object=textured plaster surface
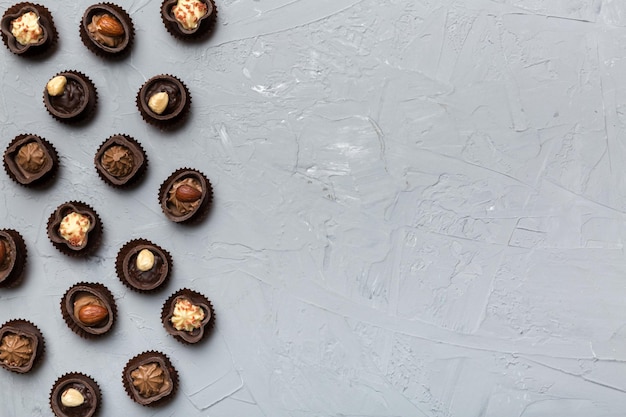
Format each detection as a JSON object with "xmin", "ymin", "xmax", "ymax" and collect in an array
[{"xmin": 1, "ymin": 0, "xmax": 626, "ymax": 416}]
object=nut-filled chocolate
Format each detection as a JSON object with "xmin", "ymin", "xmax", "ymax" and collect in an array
[
  {"xmin": 94, "ymin": 134, "xmax": 147, "ymax": 187},
  {"xmin": 161, "ymin": 288, "xmax": 214, "ymax": 344},
  {"xmin": 122, "ymin": 351, "xmax": 177, "ymax": 406},
  {"xmin": 80, "ymin": 3, "xmax": 133, "ymax": 57},
  {"xmin": 43, "ymin": 71, "xmax": 97, "ymax": 123},
  {"xmin": 3, "ymin": 134, "xmax": 58, "ymax": 187},
  {"xmin": 158, "ymin": 168, "xmax": 212, "ymax": 223},
  {"xmin": 60, "ymin": 282, "xmax": 116, "ymax": 338},
  {"xmin": 0, "ymin": 229, "xmax": 27, "ymax": 288},
  {"xmin": 47, "ymin": 201, "xmax": 102, "ymax": 256},
  {"xmin": 0, "ymin": 2, "xmax": 57, "ymax": 55},
  {"xmin": 161, "ymin": 0, "xmax": 216, "ymax": 39},
  {"xmin": 50, "ymin": 372, "xmax": 100, "ymax": 417},
  {"xmin": 136, "ymin": 74, "xmax": 190, "ymax": 128},
  {"xmin": 116, "ymin": 239, "xmax": 172, "ymax": 292},
  {"xmin": 0, "ymin": 319, "xmax": 44, "ymax": 373}
]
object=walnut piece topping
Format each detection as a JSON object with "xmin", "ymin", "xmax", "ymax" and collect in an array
[
  {"xmin": 59, "ymin": 212, "xmax": 91, "ymax": 247},
  {"xmin": 148, "ymin": 91, "xmax": 169, "ymax": 115},
  {"xmin": 16, "ymin": 142, "xmax": 47, "ymax": 173},
  {"xmin": 172, "ymin": 0, "xmax": 208, "ymax": 30},
  {"xmin": 0, "ymin": 334, "xmax": 33, "ymax": 367},
  {"xmin": 11, "ymin": 11, "xmax": 43, "ymax": 46},
  {"xmin": 101, "ymin": 145, "xmax": 134, "ymax": 177},
  {"xmin": 131, "ymin": 362, "xmax": 170, "ymax": 397},
  {"xmin": 47, "ymin": 76, "xmax": 67, "ymax": 96},
  {"xmin": 171, "ymin": 298, "xmax": 205, "ymax": 332}
]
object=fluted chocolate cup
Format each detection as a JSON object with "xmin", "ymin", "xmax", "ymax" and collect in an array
[{"xmin": 0, "ymin": 3, "xmax": 57, "ymax": 56}]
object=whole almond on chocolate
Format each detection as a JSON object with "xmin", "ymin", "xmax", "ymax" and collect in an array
[
  {"xmin": 175, "ymin": 184, "xmax": 202, "ymax": 202},
  {"xmin": 97, "ymin": 14, "xmax": 124, "ymax": 37},
  {"xmin": 78, "ymin": 304, "xmax": 109, "ymax": 326}
]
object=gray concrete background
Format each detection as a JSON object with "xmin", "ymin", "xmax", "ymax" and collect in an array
[{"xmin": 2, "ymin": 0, "xmax": 626, "ymax": 416}]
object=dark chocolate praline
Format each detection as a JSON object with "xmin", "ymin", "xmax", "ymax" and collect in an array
[
  {"xmin": 160, "ymin": 0, "xmax": 217, "ymax": 40},
  {"xmin": 3, "ymin": 134, "xmax": 58, "ymax": 187},
  {"xmin": 0, "ymin": 2, "xmax": 57, "ymax": 56},
  {"xmin": 50, "ymin": 372, "xmax": 100, "ymax": 417},
  {"xmin": 80, "ymin": 3, "xmax": 134, "ymax": 57},
  {"xmin": 158, "ymin": 168, "xmax": 212, "ymax": 223},
  {"xmin": 0, "ymin": 229, "xmax": 27, "ymax": 288},
  {"xmin": 136, "ymin": 74, "xmax": 190, "ymax": 128},
  {"xmin": 43, "ymin": 71, "xmax": 97, "ymax": 123},
  {"xmin": 0, "ymin": 319, "xmax": 44, "ymax": 374},
  {"xmin": 60, "ymin": 282, "xmax": 116, "ymax": 339},
  {"xmin": 161, "ymin": 288, "xmax": 214, "ymax": 344},
  {"xmin": 115, "ymin": 239, "xmax": 172, "ymax": 292},
  {"xmin": 122, "ymin": 351, "xmax": 177, "ymax": 406},
  {"xmin": 47, "ymin": 201, "xmax": 102, "ymax": 257},
  {"xmin": 94, "ymin": 134, "xmax": 147, "ymax": 187}
]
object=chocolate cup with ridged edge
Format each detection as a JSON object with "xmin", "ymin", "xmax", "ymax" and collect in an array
[
  {"xmin": 50, "ymin": 372, "xmax": 101, "ymax": 417},
  {"xmin": 160, "ymin": 0, "xmax": 217, "ymax": 41},
  {"xmin": 0, "ymin": 2, "xmax": 57, "ymax": 56},
  {"xmin": 0, "ymin": 229, "xmax": 27, "ymax": 288},
  {"xmin": 0, "ymin": 319, "xmax": 44, "ymax": 374},
  {"xmin": 122, "ymin": 351, "xmax": 178, "ymax": 406},
  {"xmin": 115, "ymin": 239, "xmax": 172, "ymax": 293},
  {"xmin": 158, "ymin": 168, "xmax": 212, "ymax": 223},
  {"xmin": 43, "ymin": 70, "xmax": 97, "ymax": 124},
  {"xmin": 60, "ymin": 282, "xmax": 116, "ymax": 339},
  {"xmin": 47, "ymin": 201, "xmax": 102, "ymax": 257},
  {"xmin": 3, "ymin": 134, "xmax": 58, "ymax": 187},
  {"xmin": 80, "ymin": 2, "xmax": 134, "ymax": 58},
  {"xmin": 94, "ymin": 134, "xmax": 147, "ymax": 188},
  {"xmin": 161, "ymin": 288, "xmax": 214, "ymax": 344},
  {"xmin": 136, "ymin": 74, "xmax": 190, "ymax": 129}
]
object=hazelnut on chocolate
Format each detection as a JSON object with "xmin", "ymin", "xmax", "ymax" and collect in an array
[
  {"xmin": 136, "ymin": 74, "xmax": 191, "ymax": 128},
  {"xmin": 50, "ymin": 372, "xmax": 101, "ymax": 417},
  {"xmin": 115, "ymin": 239, "xmax": 172, "ymax": 293}
]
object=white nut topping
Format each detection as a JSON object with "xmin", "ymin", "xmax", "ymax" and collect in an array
[
  {"xmin": 47, "ymin": 75, "xmax": 67, "ymax": 96},
  {"xmin": 136, "ymin": 248, "xmax": 155, "ymax": 271},
  {"xmin": 148, "ymin": 91, "xmax": 169, "ymax": 114},
  {"xmin": 61, "ymin": 388, "xmax": 85, "ymax": 407}
]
